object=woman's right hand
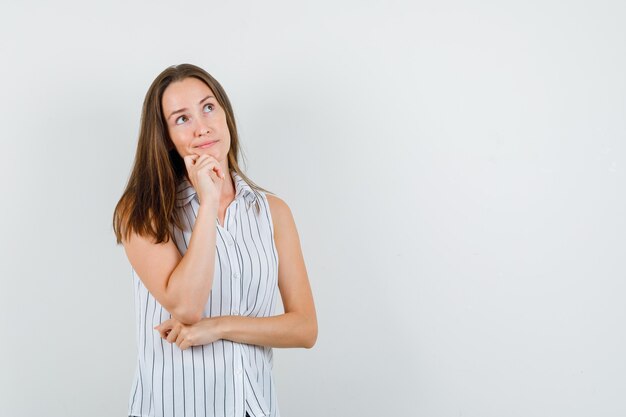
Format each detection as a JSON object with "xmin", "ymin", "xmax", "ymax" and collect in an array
[{"xmin": 183, "ymin": 154, "xmax": 225, "ymax": 208}]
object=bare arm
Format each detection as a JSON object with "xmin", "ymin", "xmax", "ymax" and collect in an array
[
  {"xmin": 156, "ymin": 194, "xmax": 318, "ymax": 348},
  {"xmin": 123, "ymin": 154, "xmax": 226, "ymax": 325},
  {"xmin": 220, "ymin": 194, "xmax": 317, "ymax": 347},
  {"xmin": 123, "ymin": 203, "xmax": 218, "ymax": 325}
]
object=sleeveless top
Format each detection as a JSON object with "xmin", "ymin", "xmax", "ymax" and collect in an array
[{"xmin": 128, "ymin": 171, "xmax": 281, "ymax": 417}]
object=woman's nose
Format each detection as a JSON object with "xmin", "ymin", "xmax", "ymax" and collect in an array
[{"xmin": 195, "ymin": 120, "xmax": 211, "ymax": 136}]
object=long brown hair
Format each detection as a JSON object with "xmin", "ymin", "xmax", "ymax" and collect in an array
[{"xmin": 113, "ymin": 63, "xmax": 267, "ymax": 244}]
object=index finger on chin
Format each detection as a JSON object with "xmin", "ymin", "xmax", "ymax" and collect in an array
[{"xmin": 183, "ymin": 154, "xmax": 199, "ymax": 167}]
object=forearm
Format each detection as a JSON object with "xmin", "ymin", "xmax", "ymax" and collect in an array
[
  {"xmin": 218, "ymin": 313, "xmax": 317, "ymax": 349},
  {"xmin": 166, "ymin": 203, "xmax": 217, "ymax": 323}
]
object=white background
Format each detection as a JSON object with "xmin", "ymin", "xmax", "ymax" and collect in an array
[{"xmin": 1, "ymin": 1, "xmax": 625, "ymax": 416}]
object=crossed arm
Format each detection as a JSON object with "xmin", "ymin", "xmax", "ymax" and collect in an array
[{"xmin": 137, "ymin": 194, "xmax": 318, "ymax": 350}]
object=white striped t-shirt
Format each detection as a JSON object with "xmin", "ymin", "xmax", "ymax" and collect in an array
[{"xmin": 128, "ymin": 171, "xmax": 281, "ymax": 417}]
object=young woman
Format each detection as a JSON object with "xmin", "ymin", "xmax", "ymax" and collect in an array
[{"xmin": 113, "ymin": 64, "xmax": 317, "ymax": 417}]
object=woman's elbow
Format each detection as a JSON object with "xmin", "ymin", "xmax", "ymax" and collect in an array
[
  {"xmin": 302, "ymin": 320, "xmax": 318, "ymax": 349},
  {"xmin": 171, "ymin": 305, "xmax": 204, "ymax": 325}
]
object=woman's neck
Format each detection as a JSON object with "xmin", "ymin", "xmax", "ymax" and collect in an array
[{"xmin": 220, "ymin": 169, "xmax": 236, "ymax": 203}]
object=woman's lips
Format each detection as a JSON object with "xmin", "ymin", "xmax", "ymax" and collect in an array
[{"xmin": 195, "ymin": 140, "xmax": 218, "ymax": 149}]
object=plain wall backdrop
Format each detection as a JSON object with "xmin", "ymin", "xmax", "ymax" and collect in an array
[{"xmin": 1, "ymin": 1, "xmax": 625, "ymax": 416}]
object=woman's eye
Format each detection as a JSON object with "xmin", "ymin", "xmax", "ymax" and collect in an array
[
  {"xmin": 175, "ymin": 115, "xmax": 188, "ymax": 125},
  {"xmin": 203, "ymin": 103, "xmax": 214, "ymax": 113}
]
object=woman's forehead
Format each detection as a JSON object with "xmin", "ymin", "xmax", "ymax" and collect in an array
[{"xmin": 162, "ymin": 77, "xmax": 215, "ymax": 109}]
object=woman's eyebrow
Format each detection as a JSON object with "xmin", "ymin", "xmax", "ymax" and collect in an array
[{"xmin": 167, "ymin": 95, "xmax": 215, "ymax": 119}]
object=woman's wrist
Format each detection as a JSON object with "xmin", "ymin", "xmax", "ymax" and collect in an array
[
  {"xmin": 216, "ymin": 316, "xmax": 231, "ymax": 340},
  {"xmin": 198, "ymin": 202, "xmax": 218, "ymax": 215}
]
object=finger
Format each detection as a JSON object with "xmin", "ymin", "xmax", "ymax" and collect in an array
[
  {"xmin": 166, "ymin": 327, "xmax": 180, "ymax": 343},
  {"xmin": 179, "ymin": 340, "xmax": 190, "ymax": 350},
  {"xmin": 154, "ymin": 320, "xmax": 172, "ymax": 338},
  {"xmin": 194, "ymin": 154, "xmax": 216, "ymax": 165},
  {"xmin": 196, "ymin": 157, "xmax": 224, "ymax": 179},
  {"xmin": 213, "ymin": 166, "xmax": 226, "ymax": 179},
  {"xmin": 176, "ymin": 331, "xmax": 186, "ymax": 348},
  {"xmin": 183, "ymin": 154, "xmax": 199, "ymax": 168},
  {"xmin": 193, "ymin": 155, "xmax": 217, "ymax": 170},
  {"xmin": 195, "ymin": 159, "xmax": 225, "ymax": 181},
  {"xmin": 155, "ymin": 318, "xmax": 173, "ymax": 329},
  {"xmin": 207, "ymin": 169, "xmax": 220, "ymax": 182}
]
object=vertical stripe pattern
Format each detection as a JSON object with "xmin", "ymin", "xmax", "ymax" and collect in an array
[{"xmin": 128, "ymin": 171, "xmax": 281, "ymax": 417}]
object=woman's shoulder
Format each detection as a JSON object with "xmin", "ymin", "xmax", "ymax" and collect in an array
[
  {"xmin": 264, "ymin": 193, "xmax": 297, "ymax": 236},
  {"xmin": 265, "ymin": 193, "xmax": 290, "ymax": 217}
]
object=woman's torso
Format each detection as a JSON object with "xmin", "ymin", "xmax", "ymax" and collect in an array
[{"xmin": 128, "ymin": 171, "xmax": 281, "ymax": 417}]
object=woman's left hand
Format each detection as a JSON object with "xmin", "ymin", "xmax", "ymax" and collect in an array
[{"xmin": 155, "ymin": 317, "xmax": 222, "ymax": 350}]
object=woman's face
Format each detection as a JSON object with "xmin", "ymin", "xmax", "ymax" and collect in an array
[{"xmin": 161, "ymin": 77, "xmax": 231, "ymax": 163}]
